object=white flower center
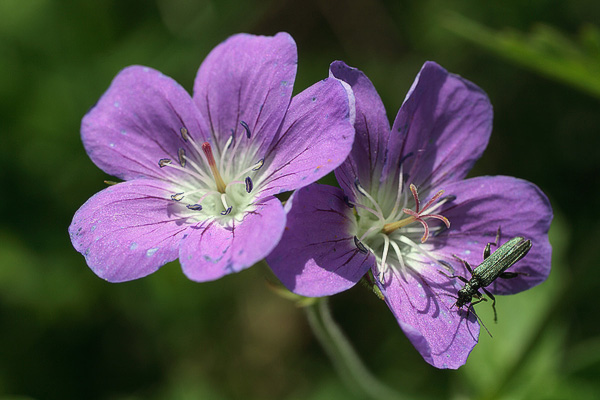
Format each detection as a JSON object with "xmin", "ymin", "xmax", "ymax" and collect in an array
[
  {"xmin": 350, "ymin": 169, "xmax": 452, "ymax": 283},
  {"xmin": 158, "ymin": 124, "xmax": 265, "ymax": 224}
]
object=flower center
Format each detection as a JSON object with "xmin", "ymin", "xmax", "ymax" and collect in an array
[
  {"xmin": 157, "ymin": 122, "xmax": 265, "ymax": 221},
  {"xmin": 381, "ymin": 184, "xmax": 450, "ymax": 242},
  {"xmin": 350, "ymin": 172, "xmax": 453, "ymax": 283}
]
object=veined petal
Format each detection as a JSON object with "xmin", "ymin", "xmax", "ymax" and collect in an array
[
  {"xmin": 82, "ymin": 66, "xmax": 210, "ymax": 181},
  {"xmin": 259, "ymin": 78, "xmax": 355, "ymax": 197},
  {"xmin": 193, "ymin": 32, "xmax": 297, "ymax": 155},
  {"xmin": 383, "ymin": 61, "xmax": 493, "ymax": 190},
  {"xmin": 330, "ymin": 61, "xmax": 391, "ymax": 199},
  {"xmin": 428, "ymin": 176, "xmax": 553, "ymax": 295},
  {"xmin": 69, "ymin": 179, "xmax": 191, "ymax": 282},
  {"xmin": 376, "ymin": 264, "xmax": 479, "ymax": 369},
  {"xmin": 267, "ymin": 184, "xmax": 375, "ymax": 296},
  {"xmin": 180, "ymin": 196, "xmax": 286, "ymax": 282}
]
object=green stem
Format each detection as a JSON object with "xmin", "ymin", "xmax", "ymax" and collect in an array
[{"xmin": 305, "ymin": 298, "xmax": 406, "ymax": 400}]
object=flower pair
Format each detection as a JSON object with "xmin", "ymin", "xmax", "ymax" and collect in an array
[{"xmin": 70, "ymin": 32, "xmax": 552, "ymax": 369}]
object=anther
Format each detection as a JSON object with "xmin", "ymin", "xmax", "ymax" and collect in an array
[
  {"xmin": 186, "ymin": 204, "xmax": 202, "ymax": 211},
  {"xmin": 221, "ymin": 206, "xmax": 232, "ymax": 216},
  {"xmin": 180, "ymin": 127, "xmax": 189, "ymax": 141},
  {"xmin": 252, "ymin": 158, "xmax": 264, "ymax": 171},
  {"xmin": 171, "ymin": 192, "xmax": 185, "ymax": 201},
  {"xmin": 353, "ymin": 236, "xmax": 369, "ymax": 254},
  {"xmin": 343, "ymin": 195, "xmax": 354, "ymax": 208},
  {"xmin": 245, "ymin": 176, "xmax": 253, "ymax": 193},
  {"xmin": 240, "ymin": 121, "xmax": 251, "ymax": 139},
  {"xmin": 398, "ymin": 152, "xmax": 414, "ymax": 167},
  {"xmin": 202, "ymin": 142, "xmax": 227, "ymax": 193},
  {"xmin": 354, "ymin": 178, "xmax": 368, "ymax": 196},
  {"xmin": 178, "ymin": 148, "xmax": 186, "ymax": 167},
  {"xmin": 224, "ymin": 133, "xmax": 235, "ymax": 150},
  {"xmin": 158, "ymin": 158, "xmax": 172, "ymax": 168}
]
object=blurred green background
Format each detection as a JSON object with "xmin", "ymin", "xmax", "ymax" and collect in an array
[{"xmin": 1, "ymin": 0, "xmax": 599, "ymax": 399}]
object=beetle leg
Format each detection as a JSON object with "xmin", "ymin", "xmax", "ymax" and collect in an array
[
  {"xmin": 481, "ymin": 287, "xmax": 498, "ymax": 322},
  {"xmin": 452, "ymin": 254, "xmax": 474, "ymax": 274},
  {"xmin": 470, "ymin": 297, "xmax": 487, "ymax": 306},
  {"xmin": 483, "ymin": 227, "xmax": 502, "ymax": 259}
]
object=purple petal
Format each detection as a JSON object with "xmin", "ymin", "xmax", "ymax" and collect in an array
[
  {"xmin": 376, "ymin": 264, "xmax": 479, "ymax": 369},
  {"xmin": 329, "ymin": 61, "xmax": 391, "ymax": 200},
  {"xmin": 82, "ymin": 66, "xmax": 209, "ymax": 181},
  {"xmin": 383, "ymin": 61, "xmax": 493, "ymax": 189},
  {"xmin": 429, "ymin": 175, "xmax": 553, "ymax": 295},
  {"xmin": 193, "ymin": 32, "xmax": 297, "ymax": 155},
  {"xmin": 259, "ymin": 78, "xmax": 355, "ymax": 197},
  {"xmin": 180, "ymin": 196, "xmax": 286, "ymax": 282},
  {"xmin": 267, "ymin": 184, "xmax": 375, "ymax": 296},
  {"xmin": 69, "ymin": 179, "xmax": 191, "ymax": 282}
]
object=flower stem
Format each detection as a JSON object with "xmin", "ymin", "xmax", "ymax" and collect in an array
[{"xmin": 304, "ymin": 298, "xmax": 407, "ymax": 400}]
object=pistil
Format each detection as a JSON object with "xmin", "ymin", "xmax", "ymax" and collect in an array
[
  {"xmin": 202, "ymin": 142, "xmax": 227, "ymax": 193},
  {"xmin": 381, "ymin": 184, "xmax": 450, "ymax": 242}
]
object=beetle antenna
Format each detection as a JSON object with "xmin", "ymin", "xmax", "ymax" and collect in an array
[{"xmin": 468, "ymin": 305, "xmax": 493, "ymax": 338}]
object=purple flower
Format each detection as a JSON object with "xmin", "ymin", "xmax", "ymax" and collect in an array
[
  {"xmin": 69, "ymin": 33, "xmax": 355, "ymax": 283},
  {"xmin": 267, "ymin": 61, "xmax": 552, "ymax": 369}
]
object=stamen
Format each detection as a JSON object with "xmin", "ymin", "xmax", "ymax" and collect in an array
[
  {"xmin": 158, "ymin": 158, "xmax": 172, "ymax": 168},
  {"xmin": 252, "ymin": 158, "xmax": 264, "ymax": 171},
  {"xmin": 343, "ymin": 195, "xmax": 354, "ymax": 208},
  {"xmin": 202, "ymin": 142, "xmax": 227, "ymax": 193},
  {"xmin": 354, "ymin": 203, "xmax": 386, "ymax": 221},
  {"xmin": 398, "ymin": 235, "xmax": 449, "ymax": 266},
  {"xmin": 245, "ymin": 176, "xmax": 253, "ymax": 193},
  {"xmin": 354, "ymin": 178, "xmax": 384, "ymax": 220},
  {"xmin": 219, "ymin": 134, "xmax": 234, "ymax": 175},
  {"xmin": 176, "ymin": 156, "xmax": 214, "ymax": 186},
  {"xmin": 178, "ymin": 148, "xmax": 186, "ymax": 167},
  {"xmin": 220, "ymin": 193, "xmax": 230, "ymax": 211},
  {"xmin": 225, "ymin": 134, "xmax": 235, "ymax": 150},
  {"xmin": 225, "ymin": 158, "xmax": 265, "ymax": 189},
  {"xmin": 240, "ymin": 121, "xmax": 251, "ymax": 138},
  {"xmin": 187, "ymin": 204, "xmax": 202, "ymax": 211},
  {"xmin": 388, "ymin": 165, "xmax": 406, "ymax": 219},
  {"xmin": 359, "ymin": 225, "xmax": 381, "ymax": 242},
  {"xmin": 171, "ymin": 192, "xmax": 185, "ymax": 201},
  {"xmin": 425, "ymin": 194, "xmax": 456, "ymax": 215},
  {"xmin": 381, "ymin": 183, "xmax": 450, "ymax": 241},
  {"xmin": 389, "ymin": 240, "xmax": 406, "ymax": 272},
  {"xmin": 379, "ymin": 234, "xmax": 390, "ymax": 283},
  {"xmin": 180, "ymin": 127, "xmax": 189, "ymax": 141},
  {"xmin": 221, "ymin": 206, "xmax": 232, "ymax": 216},
  {"xmin": 353, "ymin": 236, "xmax": 369, "ymax": 254},
  {"xmin": 398, "ymin": 152, "xmax": 414, "ymax": 167},
  {"xmin": 160, "ymin": 159, "xmax": 214, "ymax": 186}
]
